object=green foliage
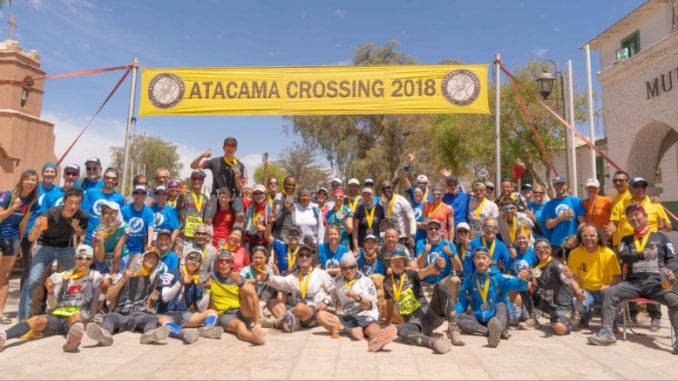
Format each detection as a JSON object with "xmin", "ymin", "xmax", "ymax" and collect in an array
[
  {"xmin": 110, "ymin": 132, "xmax": 183, "ymax": 194},
  {"xmin": 277, "ymin": 142, "xmax": 331, "ymax": 189},
  {"xmin": 253, "ymin": 161, "xmax": 287, "ymax": 186}
]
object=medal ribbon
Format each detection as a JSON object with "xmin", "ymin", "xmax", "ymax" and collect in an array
[
  {"xmin": 536, "ymin": 255, "xmax": 552, "ymax": 270},
  {"xmin": 475, "ymin": 274, "xmax": 490, "ymax": 306},
  {"xmin": 364, "ymin": 205, "xmax": 376, "ymax": 229},
  {"xmin": 427, "ymin": 201, "xmax": 444, "ymax": 218},
  {"xmin": 63, "ymin": 269, "xmax": 88, "ymax": 280},
  {"xmin": 181, "ymin": 265, "xmax": 200, "ymax": 283},
  {"xmin": 191, "ymin": 192, "xmax": 204, "ymax": 213},
  {"xmin": 504, "ymin": 216, "xmax": 517, "ymax": 243},
  {"xmin": 287, "ymin": 246, "xmax": 299, "ymax": 270},
  {"xmin": 298, "ymin": 268, "xmax": 313, "ymax": 299},
  {"xmin": 474, "ymin": 198, "xmax": 488, "ymax": 218},
  {"xmin": 391, "ymin": 272, "xmax": 406, "ymax": 301},
  {"xmin": 223, "ymin": 156, "xmax": 239, "ymax": 167},
  {"xmin": 348, "ymin": 197, "xmax": 360, "ymax": 212},
  {"xmin": 481, "ymin": 236, "xmax": 496, "ymax": 259},
  {"xmin": 386, "ymin": 196, "xmax": 396, "ymax": 220},
  {"xmin": 634, "ymin": 229, "xmax": 651, "ymax": 253}
]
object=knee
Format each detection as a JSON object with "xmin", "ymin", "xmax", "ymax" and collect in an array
[
  {"xmin": 552, "ymin": 322, "xmax": 570, "ymax": 336},
  {"xmin": 27, "ymin": 315, "xmax": 47, "ymax": 329},
  {"xmin": 240, "ymin": 284, "xmax": 257, "ymax": 298}
]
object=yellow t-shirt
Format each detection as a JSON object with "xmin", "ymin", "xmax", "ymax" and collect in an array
[
  {"xmin": 610, "ymin": 196, "xmax": 669, "ymax": 247},
  {"xmin": 208, "ymin": 279, "xmax": 240, "ymax": 314},
  {"xmin": 609, "ymin": 190, "xmax": 631, "ymax": 247},
  {"xmin": 567, "ymin": 246, "xmax": 621, "ymax": 291}
]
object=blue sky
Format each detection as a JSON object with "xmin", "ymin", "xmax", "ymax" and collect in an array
[{"xmin": 1, "ymin": 0, "xmax": 643, "ymax": 184}]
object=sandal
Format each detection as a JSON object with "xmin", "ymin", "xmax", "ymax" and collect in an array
[{"xmin": 0, "ymin": 316, "xmax": 11, "ymax": 325}]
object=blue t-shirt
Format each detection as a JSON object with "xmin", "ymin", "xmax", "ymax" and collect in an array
[
  {"xmin": 465, "ymin": 236, "xmax": 510, "ymax": 276},
  {"xmin": 325, "ymin": 206, "xmax": 354, "ymax": 245},
  {"xmin": 121, "ymin": 204, "xmax": 154, "ymax": 254},
  {"xmin": 317, "ymin": 243, "xmax": 349, "ymax": 270},
  {"xmin": 411, "ymin": 200, "xmax": 427, "ymax": 243},
  {"xmin": 443, "ymin": 192, "xmax": 470, "ymax": 225},
  {"xmin": 41, "ymin": 187, "xmax": 66, "ymax": 211},
  {"xmin": 151, "ymin": 204, "xmax": 180, "ymax": 233},
  {"xmin": 0, "ymin": 191, "xmax": 39, "ymax": 240},
  {"xmin": 82, "ymin": 189, "xmax": 125, "ymax": 244},
  {"xmin": 507, "ymin": 246, "xmax": 537, "ymax": 275},
  {"xmin": 159, "ymin": 251, "xmax": 180, "ymax": 271},
  {"xmin": 28, "ymin": 184, "xmax": 61, "ymax": 235},
  {"xmin": 357, "ymin": 250, "xmax": 385, "ymax": 276},
  {"xmin": 405, "ymin": 186, "xmax": 433, "ymax": 204},
  {"xmin": 79, "ymin": 178, "xmax": 104, "ymax": 195},
  {"xmin": 415, "ymin": 238, "xmax": 455, "ymax": 284},
  {"xmin": 157, "ymin": 269, "xmax": 205, "ymax": 313},
  {"xmin": 542, "ymin": 195, "xmax": 585, "ymax": 246},
  {"xmin": 272, "ymin": 239, "xmax": 300, "ymax": 275},
  {"xmin": 528, "ymin": 201, "xmax": 548, "ymax": 240},
  {"xmin": 456, "ymin": 271, "xmax": 527, "ymax": 323}
]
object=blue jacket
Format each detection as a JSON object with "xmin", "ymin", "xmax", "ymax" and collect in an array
[
  {"xmin": 455, "ymin": 271, "xmax": 527, "ymax": 323},
  {"xmin": 464, "ymin": 236, "xmax": 510, "ymax": 275}
]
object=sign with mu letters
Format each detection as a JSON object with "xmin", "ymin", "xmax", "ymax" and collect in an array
[{"xmin": 139, "ymin": 65, "xmax": 489, "ymax": 116}]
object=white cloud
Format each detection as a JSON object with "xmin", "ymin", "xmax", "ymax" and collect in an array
[
  {"xmin": 335, "ymin": 9, "xmax": 345, "ymax": 18},
  {"xmin": 533, "ymin": 48, "xmax": 549, "ymax": 58},
  {"xmin": 239, "ymin": 152, "xmax": 270, "ymax": 185}
]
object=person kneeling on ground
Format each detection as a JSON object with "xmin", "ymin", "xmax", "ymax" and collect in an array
[
  {"xmin": 456, "ymin": 247, "xmax": 529, "ymax": 348},
  {"xmin": 86, "ymin": 248, "xmax": 168, "ymax": 346},
  {"xmin": 316, "ymin": 252, "xmax": 398, "ymax": 352},
  {"xmin": 0, "ymin": 245, "xmax": 103, "ymax": 352},
  {"xmin": 260, "ymin": 245, "xmax": 334, "ymax": 333},
  {"xmin": 588, "ymin": 204, "xmax": 678, "ymax": 353},
  {"xmin": 208, "ymin": 250, "xmax": 265, "ymax": 345},
  {"xmin": 384, "ymin": 248, "xmax": 464, "ymax": 355}
]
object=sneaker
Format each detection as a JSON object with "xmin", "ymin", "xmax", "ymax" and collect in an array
[
  {"xmin": 447, "ymin": 329, "xmax": 465, "ymax": 346},
  {"xmin": 487, "ymin": 317, "xmax": 501, "ymax": 348},
  {"xmin": 518, "ymin": 317, "xmax": 539, "ymax": 330},
  {"xmin": 0, "ymin": 330, "xmax": 6, "ymax": 352},
  {"xmin": 178, "ymin": 329, "xmax": 199, "ymax": 344},
  {"xmin": 281, "ymin": 312, "xmax": 299, "ymax": 333},
  {"xmin": 431, "ymin": 337, "xmax": 452, "ymax": 354},
  {"xmin": 501, "ymin": 329, "xmax": 511, "ymax": 340},
  {"xmin": 85, "ymin": 323, "xmax": 113, "ymax": 347},
  {"xmin": 260, "ymin": 316, "xmax": 281, "ymax": 329},
  {"xmin": 587, "ymin": 328, "xmax": 617, "ymax": 346},
  {"xmin": 140, "ymin": 326, "xmax": 169, "ymax": 344},
  {"xmin": 368, "ymin": 325, "xmax": 398, "ymax": 352},
  {"xmin": 198, "ymin": 326, "xmax": 223, "ymax": 339},
  {"xmin": 62, "ymin": 322, "xmax": 84, "ymax": 353},
  {"xmin": 649, "ymin": 318, "xmax": 661, "ymax": 332}
]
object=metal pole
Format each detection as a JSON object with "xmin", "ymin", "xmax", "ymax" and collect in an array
[
  {"xmin": 566, "ymin": 60, "xmax": 578, "ymax": 196},
  {"xmin": 122, "ymin": 57, "xmax": 139, "ymax": 196},
  {"xmin": 584, "ymin": 45, "xmax": 597, "ymax": 180},
  {"xmin": 495, "ymin": 54, "xmax": 501, "ymax": 190}
]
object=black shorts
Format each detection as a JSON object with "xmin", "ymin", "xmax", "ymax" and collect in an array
[
  {"xmin": 44, "ymin": 315, "xmax": 71, "ymax": 336},
  {"xmin": 219, "ymin": 308, "xmax": 251, "ymax": 328},
  {"xmin": 338, "ymin": 315, "xmax": 377, "ymax": 330},
  {"xmin": 161, "ymin": 311, "xmax": 193, "ymax": 327},
  {"xmin": 0, "ymin": 239, "xmax": 20, "ymax": 257}
]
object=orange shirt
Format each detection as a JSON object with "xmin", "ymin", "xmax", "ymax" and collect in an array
[
  {"xmin": 583, "ymin": 196, "xmax": 613, "ymax": 229},
  {"xmin": 424, "ymin": 202, "xmax": 454, "ymax": 240}
]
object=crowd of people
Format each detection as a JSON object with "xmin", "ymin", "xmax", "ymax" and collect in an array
[{"xmin": 0, "ymin": 136, "xmax": 676, "ymax": 356}]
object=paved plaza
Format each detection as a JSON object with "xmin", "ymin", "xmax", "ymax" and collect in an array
[{"xmin": 0, "ymin": 277, "xmax": 676, "ymax": 380}]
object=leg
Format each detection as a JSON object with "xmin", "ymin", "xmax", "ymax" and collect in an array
[
  {"xmin": 457, "ymin": 314, "xmax": 489, "ymax": 336},
  {"xmin": 315, "ymin": 310, "xmax": 344, "ymax": 335},
  {"xmin": 18, "ymin": 245, "xmax": 54, "ymax": 321},
  {"xmin": 428, "ymin": 282, "xmax": 464, "ymax": 345},
  {"xmin": 588, "ymin": 281, "xmax": 642, "ymax": 346},
  {"xmin": 646, "ymin": 302, "xmax": 662, "ymax": 331},
  {"xmin": 19, "ymin": 238, "xmax": 33, "ymax": 291},
  {"xmin": 0, "ymin": 255, "xmax": 18, "ymax": 319},
  {"xmin": 137, "ymin": 313, "xmax": 169, "ymax": 344},
  {"xmin": 396, "ymin": 321, "xmax": 450, "ymax": 354},
  {"xmin": 225, "ymin": 317, "xmax": 262, "ymax": 344},
  {"xmin": 62, "ymin": 313, "xmax": 85, "ymax": 352},
  {"xmin": 239, "ymin": 284, "xmax": 264, "ymax": 342},
  {"xmin": 181, "ymin": 310, "xmax": 222, "ymax": 339}
]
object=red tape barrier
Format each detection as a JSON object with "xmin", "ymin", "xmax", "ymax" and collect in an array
[{"xmin": 0, "ymin": 64, "xmax": 133, "ymax": 86}]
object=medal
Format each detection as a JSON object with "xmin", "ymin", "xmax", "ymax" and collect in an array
[
  {"xmin": 480, "ymin": 303, "xmax": 490, "ymax": 312},
  {"xmin": 366, "ymin": 228, "xmax": 374, "ymax": 235}
]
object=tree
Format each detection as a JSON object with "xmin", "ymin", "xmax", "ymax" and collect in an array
[
  {"xmin": 285, "ymin": 40, "xmax": 431, "ymax": 185},
  {"xmin": 253, "ymin": 161, "xmax": 287, "ymax": 187},
  {"xmin": 110, "ymin": 132, "xmax": 183, "ymax": 194},
  {"xmin": 277, "ymin": 142, "xmax": 330, "ymax": 189}
]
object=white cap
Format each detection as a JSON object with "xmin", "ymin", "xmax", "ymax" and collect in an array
[
  {"xmin": 348, "ymin": 178, "xmax": 360, "ymax": 186},
  {"xmin": 585, "ymin": 178, "xmax": 600, "ymax": 188},
  {"xmin": 76, "ymin": 244, "xmax": 94, "ymax": 257},
  {"xmin": 456, "ymin": 222, "xmax": 471, "ymax": 231},
  {"xmin": 100, "ymin": 200, "xmax": 121, "ymax": 211},
  {"xmin": 339, "ymin": 252, "xmax": 357, "ymax": 265},
  {"xmin": 330, "ymin": 177, "xmax": 342, "ymax": 185},
  {"xmin": 416, "ymin": 175, "xmax": 429, "ymax": 183}
]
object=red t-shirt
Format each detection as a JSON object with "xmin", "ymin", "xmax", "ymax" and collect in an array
[
  {"xmin": 232, "ymin": 247, "xmax": 251, "ymax": 272},
  {"xmin": 212, "ymin": 208, "xmax": 235, "ymax": 247}
]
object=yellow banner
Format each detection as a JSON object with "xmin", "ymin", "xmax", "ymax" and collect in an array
[{"xmin": 138, "ymin": 65, "xmax": 489, "ymax": 116}]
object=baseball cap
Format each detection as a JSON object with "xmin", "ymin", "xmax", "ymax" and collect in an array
[
  {"xmin": 447, "ymin": 175, "xmax": 459, "ymax": 184},
  {"xmin": 347, "ymin": 178, "xmax": 360, "ymax": 186},
  {"xmin": 64, "ymin": 163, "xmax": 80, "ymax": 173},
  {"xmin": 154, "ymin": 185, "xmax": 168, "ymax": 194},
  {"xmin": 473, "ymin": 247, "xmax": 490, "ymax": 257},
  {"xmin": 186, "ymin": 249, "xmax": 203, "ymax": 263},
  {"xmin": 456, "ymin": 222, "xmax": 471, "ymax": 232},
  {"xmin": 364, "ymin": 178, "xmax": 374, "ymax": 186},
  {"xmin": 552, "ymin": 176, "xmax": 567, "ymax": 185},
  {"xmin": 85, "ymin": 157, "xmax": 101, "ymax": 166},
  {"xmin": 168, "ymin": 179, "xmax": 180, "ymax": 188},
  {"xmin": 142, "ymin": 247, "xmax": 160, "ymax": 260},
  {"xmin": 42, "ymin": 162, "xmax": 57, "ymax": 172},
  {"xmin": 364, "ymin": 234, "xmax": 378, "ymax": 242},
  {"xmin": 521, "ymin": 183, "xmax": 533, "ymax": 191},
  {"xmin": 416, "ymin": 175, "xmax": 429, "ymax": 183},
  {"xmin": 288, "ymin": 226, "xmax": 302, "ymax": 237},
  {"xmin": 427, "ymin": 219, "xmax": 443, "ymax": 228},
  {"xmin": 100, "ymin": 200, "xmax": 121, "ymax": 211},
  {"xmin": 157, "ymin": 228, "xmax": 172, "ymax": 238},
  {"xmin": 298, "ymin": 245, "xmax": 315, "ymax": 255},
  {"xmin": 133, "ymin": 184, "xmax": 148, "ymax": 193},
  {"xmin": 191, "ymin": 169, "xmax": 206, "ymax": 178},
  {"xmin": 330, "ymin": 177, "xmax": 342, "ymax": 185},
  {"xmin": 253, "ymin": 184, "xmax": 266, "ymax": 194},
  {"xmin": 361, "ymin": 187, "xmax": 374, "ymax": 195},
  {"xmin": 630, "ymin": 177, "xmax": 648, "ymax": 187},
  {"xmin": 485, "ymin": 181, "xmax": 494, "ymax": 189},
  {"xmin": 472, "ymin": 181, "xmax": 487, "ymax": 190},
  {"xmin": 223, "ymin": 137, "xmax": 238, "ymax": 146},
  {"xmin": 389, "ymin": 248, "xmax": 408, "ymax": 260},
  {"xmin": 217, "ymin": 250, "xmax": 235, "ymax": 261},
  {"xmin": 584, "ymin": 178, "xmax": 600, "ymax": 188},
  {"xmin": 625, "ymin": 204, "xmax": 646, "ymax": 215},
  {"xmin": 317, "ymin": 187, "xmax": 328, "ymax": 194},
  {"xmin": 76, "ymin": 244, "xmax": 94, "ymax": 258}
]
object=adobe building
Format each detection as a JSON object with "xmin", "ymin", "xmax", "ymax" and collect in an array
[
  {"xmin": 587, "ymin": 0, "xmax": 678, "ymax": 211},
  {"xmin": 0, "ymin": 21, "xmax": 57, "ymax": 189}
]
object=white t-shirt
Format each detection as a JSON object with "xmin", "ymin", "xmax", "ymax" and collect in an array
[{"xmin": 467, "ymin": 197, "xmax": 499, "ymax": 238}]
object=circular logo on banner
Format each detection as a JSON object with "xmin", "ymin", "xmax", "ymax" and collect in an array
[
  {"xmin": 129, "ymin": 217, "xmax": 145, "ymax": 233},
  {"xmin": 148, "ymin": 73, "xmax": 184, "ymax": 109},
  {"xmin": 475, "ymin": 164, "xmax": 490, "ymax": 179},
  {"xmin": 441, "ymin": 69, "xmax": 481, "ymax": 106}
]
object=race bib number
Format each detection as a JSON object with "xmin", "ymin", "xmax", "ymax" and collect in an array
[
  {"xmin": 184, "ymin": 216, "xmax": 203, "ymax": 238},
  {"xmin": 396, "ymin": 288, "xmax": 421, "ymax": 316}
]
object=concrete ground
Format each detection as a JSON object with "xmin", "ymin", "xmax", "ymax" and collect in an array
[{"xmin": 1, "ymin": 277, "xmax": 676, "ymax": 380}]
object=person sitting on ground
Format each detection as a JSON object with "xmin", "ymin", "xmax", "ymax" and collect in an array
[
  {"xmin": 316, "ymin": 252, "xmax": 399, "ymax": 352},
  {"xmin": 531, "ymin": 239, "xmax": 579, "ymax": 336},
  {"xmin": 207, "ymin": 250, "xmax": 265, "ymax": 345},
  {"xmin": 384, "ymin": 248, "xmax": 465, "ymax": 354},
  {"xmin": 182, "ymin": 223, "xmax": 217, "ymax": 275},
  {"xmin": 587, "ymin": 204, "xmax": 678, "ymax": 353},
  {"xmin": 455, "ymin": 247, "xmax": 529, "ymax": 348},
  {"xmin": 266, "ymin": 222, "xmax": 304, "ymax": 276},
  {"xmin": 260, "ymin": 245, "xmax": 334, "ymax": 333},
  {"xmin": 85, "ymin": 248, "xmax": 168, "ymax": 346},
  {"xmin": 415, "ymin": 219, "xmax": 462, "ymax": 303},
  {"xmin": 566, "ymin": 223, "xmax": 621, "ymax": 330},
  {"xmin": 0, "ymin": 245, "xmax": 103, "ymax": 352},
  {"xmin": 240, "ymin": 245, "xmax": 277, "ymax": 304}
]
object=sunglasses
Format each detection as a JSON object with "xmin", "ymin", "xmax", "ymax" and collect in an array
[
  {"xmin": 298, "ymin": 253, "xmax": 313, "ymax": 258},
  {"xmin": 102, "ymin": 211, "xmax": 117, "ymax": 217},
  {"xmin": 195, "ymin": 232, "xmax": 209, "ymax": 236},
  {"xmin": 502, "ymin": 207, "xmax": 516, "ymax": 212},
  {"xmin": 432, "ymin": 193, "xmax": 443, "ymax": 197},
  {"xmin": 532, "ymin": 191, "xmax": 544, "ymax": 195},
  {"xmin": 483, "ymin": 225, "xmax": 497, "ymax": 231},
  {"xmin": 253, "ymin": 192, "xmax": 265, "ymax": 196},
  {"xmin": 75, "ymin": 255, "xmax": 93, "ymax": 262},
  {"xmin": 191, "ymin": 177, "xmax": 204, "ymax": 181},
  {"xmin": 457, "ymin": 229, "xmax": 469, "ymax": 234},
  {"xmin": 535, "ymin": 246, "xmax": 551, "ymax": 252},
  {"xmin": 65, "ymin": 172, "xmax": 79, "ymax": 177},
  {"xmin": 133, "ymin": 192, "xmax": 146, "ymax": 196},
  {"xmin": 186, "ymin": 257, "xmax": 202, "ymax": 264},
  {"xmin": 427, "ymin": 227, "xmax": 441, "ymax": 231},
  {"xmin": 612, "ymin": 179, "xmax": 627, "ymax": 184},
  {"xmin": 86, "ymin": 167, "xmax": 98, "ymax": 171},
  {"xmin": 341, "ymin": 265, "xmax": 357, "ymax": 271},
  {"xmin": 217, "ymin": 259, "xmax": 233, "ymax": 265},
  {"xmin": 104, "ymin": 176, "xmax": 118, "ymax": 181}
]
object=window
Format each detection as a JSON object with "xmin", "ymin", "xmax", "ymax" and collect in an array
[{"xmin": 621, "ymin": 30, "xmax": 641, "ymax": 57}]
